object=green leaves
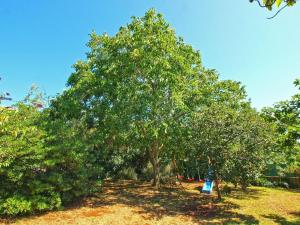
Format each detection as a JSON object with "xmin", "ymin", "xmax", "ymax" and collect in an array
[
  {"xmin": 187, "ymin": 79, "xmax": 276, "ymax": 195},
  {"xmin": 261, "ymin": 79, "xmax": 300, "ymax": 175},
  {"xmin": 251, "ymin": 0, "xmax": 297, "ymax": 12},
  {"xmin": 276, "ymin": 0, "xmax": 283, "ymax": 7},
  {"xmin": 0, "ymin": 97, "xmax": 102, "ymax": 215},
  {"xmin": 56, "ymin": 9, "xmax": 213, "ymax": 186},
  {"xmin": 0, "ymin": 104, "xmax": 60, "ymax": 215},
  {"xmin": 2, "ymin": 196, "xmax": 32, "ymax": 216}
]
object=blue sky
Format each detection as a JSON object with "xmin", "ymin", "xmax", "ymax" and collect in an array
[{"xmin": 0, "ymin": 0, "xmax": 299, "ymax": 109}]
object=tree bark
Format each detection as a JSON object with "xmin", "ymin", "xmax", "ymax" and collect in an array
[
  {"xmin": 152, "ymin": 158, "xmax": 160, "ymax": 188},
  {"xmin": 149, "ymin": 140, "xmax": 160, "ymax": 188},
  {"xmin": 241, "ymin": 183, "xmax": 248, "ymax": 192},
  {"xmin": 234, "ymin": 182, "xmax": 238, "ymax": 189},
  {"xmin": 215, "ymin": 178, "xmax": 222, "ymax": 201}
]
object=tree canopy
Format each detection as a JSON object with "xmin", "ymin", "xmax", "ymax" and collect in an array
[{"xmin": 54, "ymin": 9, "xmax": 218, "ymax": 188}]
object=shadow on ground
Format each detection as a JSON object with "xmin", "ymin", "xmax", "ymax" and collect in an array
[
  {"xmin": 224, "ymin": 187, "xmax": 264, "ymax": 201},
  {"xmin": 263, "ymin": 211, "xmax": 300, "ymax": 225},
  {"xmin": 82, "ymin": 180, "xmax": 259, "ymax": 224},
  {"xmin": 0, "ymin": 180, "xmax": 267, "ymax": 224}
]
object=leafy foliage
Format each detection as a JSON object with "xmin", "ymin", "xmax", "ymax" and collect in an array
[
  {"xmin": 250, "ymin": 0, "xmax": 296, "ymax": 10},
  {"xmin": 262, "ymin": 79, "xmax": 300, "ymax": 176},
  {"xmin": 55, "ymin": 9, "xmax": 217, "ymax": 188},
  {"xmin": 0, "ymin": 90, "xmax": 102, "ymax": 215},
  {"xmin": 188, "ymin": 79, "xmax": 275, "ymax": 198},
  {"xmin": 0, "ymin": 104, "xmax": 61, "ymax": 215}
]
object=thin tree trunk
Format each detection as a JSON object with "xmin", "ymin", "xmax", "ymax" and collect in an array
[
  {"xmin": 149, "ymin": 140, "xmax": 160, "ymax": 188},
  {"xmin": 172, "ymin": 157, "xmax": 181, "ymax": 185},
  {"xmin": 241, "ymin": 183, "xmax": 248, "ymax": 192},
  {"xmin": 152, "ymin": 159, "xmax": 160, "ymax": 188},
  {"xmin": 215, "ymin": 178, "xmax": 222, "ymax": 201}
]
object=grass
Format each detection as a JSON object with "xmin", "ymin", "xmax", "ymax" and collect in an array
[{"xmin": 0, "ymin": 180, "xmax": 299, "ymax": 225}]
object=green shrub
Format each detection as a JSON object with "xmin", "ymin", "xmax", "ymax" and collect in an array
[
  {"xmin": 252, "ymin": 178, "xmax": 274, "ymax": 187},
  {"xmin": 139, "ymin": 162, "xmax": 154, "ymax": 181},
  {"xmin": 0, "ymin": 104, "xmax": 103, "ymax": 216},
  {"xmin": 117, "ymin": 167, "xmax": 138, "ymax": 180},
  {"xmin": 1, "ymin": 196, "xmax": 32, "ymax": 216}
]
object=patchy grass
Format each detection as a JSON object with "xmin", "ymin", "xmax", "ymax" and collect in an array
[{"xmin": 0, "ymin": 180, "xmax": 299, "ymax": 225}]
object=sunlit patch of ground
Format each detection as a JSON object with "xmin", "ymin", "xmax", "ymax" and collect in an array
[{"xmin": 1, "ymin": 180, "xmax": 299, "ymax": 225}]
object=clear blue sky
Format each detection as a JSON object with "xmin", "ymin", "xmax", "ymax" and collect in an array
[{"xmin": 1, "ymin": 0, "xmax": 299, "ymax": 109}]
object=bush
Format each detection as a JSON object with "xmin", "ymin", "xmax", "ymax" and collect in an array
[
  {"xmin": 116, "ymin": 167, "xmax": 138, "ymax": 180},
  {"xmin": 0, "ymin": 105, "xmax": 62, "ymax": 215},
  {"xmin": 0, "ymin": 193, "xmax": 62, "ymax": 216},
  {"xmin": 252, "ymin": 178, "xmax": 274, "ymax": 187},
  {"xmin": 0, "ymin": 104, "xmax": 102, "ymax": 216},
  {"xmin": 139, "ymin": 162, "xmax": 154, "ymax": 181},
  {"xmin": 1, "ymin": 196, "xmax": 32, "ymax": 216}
]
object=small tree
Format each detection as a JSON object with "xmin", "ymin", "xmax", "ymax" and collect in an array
[
  {"xmin": 190, "ymin": 79, "xmax": 274, "ymax": 199},
  {"xmin": 191, "ymin": 103, "xmax": 239, "ymax": 200},
  {"xmin": 231, "ymin": 107, "xmax": 275, "ymax": 190}
]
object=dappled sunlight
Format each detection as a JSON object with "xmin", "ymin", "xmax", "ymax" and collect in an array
[
  {"xmin": 262, "ymin": 212, "xmax": 300, "ymax": 225},
  {"xmin": 1, "ymin": 180, "xmax": 299, "ymax": 224},
  {"xmin": 0, "ymin": 180, "xmax": 267, "ymax": 225}
]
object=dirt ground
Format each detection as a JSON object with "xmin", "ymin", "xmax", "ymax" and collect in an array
[{"xmin": 1, "ymin": 180, "xmax": 299, "ymax": 225}]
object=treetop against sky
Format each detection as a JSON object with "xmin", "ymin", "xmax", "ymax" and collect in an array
[{"xmin": 0, "ymin": 0, "xmax": 299, "ymax": 109}]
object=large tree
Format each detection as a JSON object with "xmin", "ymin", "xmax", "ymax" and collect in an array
[{"xmin": 54, "ymin": 9, "xmax": 214, "ymax": 188}]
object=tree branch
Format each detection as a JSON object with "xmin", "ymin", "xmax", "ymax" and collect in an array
[
  {"xmin": 252, "ymin": 0, "xmax": 297, "ymax": 19},
  {"xmin": 252, "ymin": 0, "xmax": 273, "ymax": 8},
  {"xmin": 267, "ymin": 3, "xmax": 289, "ymax": 19}
]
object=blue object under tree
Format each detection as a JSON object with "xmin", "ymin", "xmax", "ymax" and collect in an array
[{"xmin": 202, "ymin": 179, "xmax": 214, "ymax": 194}]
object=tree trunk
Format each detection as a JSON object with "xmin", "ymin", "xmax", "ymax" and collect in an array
[
  {"xmin": 241, "ymin": 183, "xmax": 248, "ymax": 192},
  {"xmin": 172, "ymin": 158, "xmax": 181, "ymax": 185},
  {"xmin": 152, "ymin": 159, "xmax": 160, "ymax": 188},
  {"xmin": 215, "ymin": 179, "xmax": 222, "ymax": 201},
  {"xmin": 149, "ymin": 140, "xmax": 160, "ymax": 188}
]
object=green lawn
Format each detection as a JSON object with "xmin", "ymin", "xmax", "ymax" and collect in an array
[
  {"xmin": 223, "ymin": 186, "xmax": 300, "ymax": 225},
  {"xmin": 1, "ymin": 181, "xmax": 299, "ymax": 225}
]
